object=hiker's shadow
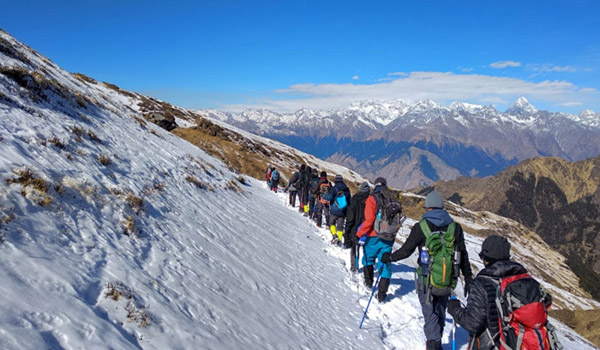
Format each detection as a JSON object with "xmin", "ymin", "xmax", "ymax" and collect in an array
[{"xmin": 390, "ymin": 263, "xmax": 417, "ymax": 299}]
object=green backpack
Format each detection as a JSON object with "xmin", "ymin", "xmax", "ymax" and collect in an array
[{"xmin": 419, "ymin": 220, "xmax": 458, "ymax": 296}]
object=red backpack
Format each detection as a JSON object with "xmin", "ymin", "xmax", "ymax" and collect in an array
[{"xmin": 490, "ymin": 273, "xmax": 562, "ymax": 350}]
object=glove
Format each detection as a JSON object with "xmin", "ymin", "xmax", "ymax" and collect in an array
[
  {"xmin": 447, "ymin": 299, "xmax": 462, "ymax": 317},
  {"xmin": 358, "ymin": 235, "xmax": 367, "ymax": 246},
  {"xmin": 464, "ymin": 277, "xmax": 473, "ymax": 297},
  {"xmin": 381, "ymin": 252, "xmax": 392, "ymax": 263}
]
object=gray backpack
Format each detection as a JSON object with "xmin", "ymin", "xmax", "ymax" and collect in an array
[{"xmin": 373, "ymin": 188, "xmax": 405, "ymax": 241}]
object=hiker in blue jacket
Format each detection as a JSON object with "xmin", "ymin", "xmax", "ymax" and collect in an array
[{"xmin": 329, "ymin": 175, "xmax": 351, "ymax": 245}]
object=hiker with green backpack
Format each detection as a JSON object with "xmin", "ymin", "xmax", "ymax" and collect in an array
[{"xmin": 381, "ymin": 190, "xmax": 473, "ymax": 350}]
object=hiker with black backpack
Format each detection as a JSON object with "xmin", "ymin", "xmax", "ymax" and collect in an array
[
  {"xmin": 300, "ymin": 166, "xmax": 312, "ymax": 216},
  {"xmin": 344, "ymin": 181, "xmax": 370, "ymax": 272},
  {"xmin": 329, "ymin": 175, "xmax": 351, "ymax": 245},
  {"xmin": 266, "ymin": 164, "xmax": 272, "ymax": 186},
  {"xmin": 381, "ymin": 190, "xmax": 472, "ymax": 350},
  {"xmin": 357, "ymin": 177, "xmax": 404, "ymax": 303},
  {"xmin": 314, "ymin": 171, "xmax": 332, "ymax": 228},
  {"xmin": 308, "ymin": 168, "xmax": 319, "ymax": 219},
  {"xmin": 447, "ymin": 235, "xmax": 561, "ymax": 350},
  {"xmin": 285, "ymin": 165, "xmax": 303, "ymax": 208}
]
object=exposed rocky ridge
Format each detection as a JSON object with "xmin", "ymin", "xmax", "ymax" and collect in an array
[
  {"xmin": 200, "ymin": 98, "xmax": 600, "ymax": 189},
  {"xmin": 417, "ymin": 155, "xmax": 600, "ymax": 300}
]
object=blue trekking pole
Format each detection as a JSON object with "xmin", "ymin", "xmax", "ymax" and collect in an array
[
  {"xmin": 450, "ymin": 292, "xmax": 457, "ymax": 350},
  {"xmin": 359, "ymin": 265, "xmax": 383, "ymax": 329}
]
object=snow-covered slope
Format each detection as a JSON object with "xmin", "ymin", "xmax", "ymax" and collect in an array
[{"xmin": 1, "ymin": 28, "xmax": 598, "ymax": 350}]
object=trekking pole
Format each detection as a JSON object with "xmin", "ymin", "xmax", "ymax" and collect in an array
[
  {"xmin": 355, "ymin": 244, "xmax": 360, "ymax": 296},
  {"xmin": 450, "ymin": 290, "xmax": 458, "ymax": 350},
  {"xmin": 359, "ymin": 265, "xmax": 383, "ymax": 329}
]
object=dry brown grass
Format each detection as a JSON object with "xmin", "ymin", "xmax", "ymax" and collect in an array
[
  {"xmin": 225, "ymin": 179, "xmax": 243, "ymax": 193},
  {"xmin": 551, "ymin": 309, "xmax": 600, "ymax": 347},
  {"xmin": 48, "ymin": 137, "xmax": 65, "ymax": 149},
  {"xmin": 185, "ymin": 175, "xmax": 213, "ymax": 191},
  {"xmin": 98, "ymin": 155, "xmax": 112, "ymax": 166},
  {"xmin": 87, "ymin": 130, "xmax": 101, "ymax": 143},
  {"xmin": 122, "ymin": 215, "xmax": 136, "ymax": 237},
  {"xmin": 124, "ymin": 192, "xmax": 143, "ymax": 214},
  {"xmin": 72, "ymin": 73, "xmax": 97, "ymax": 84},
  {"xmin": 6, "ymin": 168, "xmax": 53, "ymax": 206}
]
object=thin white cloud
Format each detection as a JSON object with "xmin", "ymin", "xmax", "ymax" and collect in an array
[
  {"xmin": 352, "ymin": 75, "xmax": 359, "ymax": 80},
  {"xmin": 221, "ymin": 71, "xmax": 600, "ymax": 113},
  {"xmin": 460, "ymin": 67, "xmax": 474, "ymax": 72},
  {"xmin": 560, "ymin": 101, "xmax": 583, "ymax": 106},
  {"xmin": 490, "ymin": 61, "xmax": 522, "ymax": 69},
  {"xmin": 528, "ymin": 64, "xmax": 577, "ymax": 73},
  {"xmin": 388, "ymin": 72, "xmax": 408, "ymax": 76}
]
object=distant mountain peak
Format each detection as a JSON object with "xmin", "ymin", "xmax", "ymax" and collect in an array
[{"xmin": 506, "ymin": 96, "xmax": 537, "ymax": 114}]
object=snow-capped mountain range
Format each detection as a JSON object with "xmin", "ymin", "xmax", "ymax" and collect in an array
[{"xmin": 200, "ymin": 98, "xmax": 600, "ymax": 189}]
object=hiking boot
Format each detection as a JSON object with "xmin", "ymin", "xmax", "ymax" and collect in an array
[
  {"xmin": 316, "ymin": 223, "xmax": 322, "ymax": 228},
  {"xmin": 426, "ymin": 339, "xmax": 442, "ymax": 350},
  {"xmin": 364, "ymin": 265, "xmax": 374, "ymax": 288},
  {"xmin": 303, "ymin": 212, "xmax": 309, "ymax": 217},
  {"xmin": 331, "ymin": 236, "xmax": 340, "ymax": 245},
  {"xmin": 377, "ymin": 291, "xmax": 386, "ymax": 303}
]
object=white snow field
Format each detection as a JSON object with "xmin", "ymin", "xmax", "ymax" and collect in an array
[{"xmin": 0, "ymin": 28, "xmax": 597, "ymax": 350}]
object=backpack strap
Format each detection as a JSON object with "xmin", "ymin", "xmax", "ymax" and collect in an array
[{"xmin": 420, "ymin": 220, "xmax": 456, "ymax": 239}]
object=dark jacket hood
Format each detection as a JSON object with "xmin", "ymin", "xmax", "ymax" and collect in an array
[{"xmin": 478, "ymin": 260, "xmax": 527, "ymax": 278}]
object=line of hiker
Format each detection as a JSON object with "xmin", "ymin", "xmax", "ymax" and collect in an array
[{"xmin": 267, "ymin": 163, "xmax": 560, "ymax": 350}]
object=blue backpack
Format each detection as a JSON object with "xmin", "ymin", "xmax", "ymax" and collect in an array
[
  {"xmin": 271, "ymin": 170, "xmax": 280, "ymax": 181},
  {"xmin": 335, "ymin": 191, "xmax": 348, "ymax": 210}
]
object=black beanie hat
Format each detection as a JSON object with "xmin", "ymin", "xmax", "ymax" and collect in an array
[
  {"xmin": 479, "ymin": 235, "xmax": 511, "ymax": 261},
  {"xmin": 374, "ymin": 177, "xmax": 387, "ymax": 187},
  {"xmin": 320, "ymin": 171, "xmax": 327, "ymax": 178},
  {"xmin": 300, "ymin": 164, "xmax": 306, "ymax": 171}
]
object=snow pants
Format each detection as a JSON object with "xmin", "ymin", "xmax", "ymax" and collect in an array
[
  {"xmin": 288, "ymin": 190, "xmax": 298, "ymax": 207},
  {"xmin": 329, "ymin": 215, "xmax": 345, "ymax": 241},
  {"xmin": 416, "ymin": 273, "xmax": 449, "ymax": 342},
  {"xmin": 362, "ymin": 236, "xmax": 393, "ymax": 279},
  {"xmin": 314, "ymin": 201, "xmax": 330, "ymax": 227}
]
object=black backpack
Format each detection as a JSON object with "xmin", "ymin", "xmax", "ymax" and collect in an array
[{"xmin": 293, "ymin": 171, "xmax": 303, "ymax": 188}]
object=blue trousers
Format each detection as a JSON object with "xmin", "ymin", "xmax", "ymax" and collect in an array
[{"xmin": 362, "ymin": 236, "xmax": 393, "ymax": 279}]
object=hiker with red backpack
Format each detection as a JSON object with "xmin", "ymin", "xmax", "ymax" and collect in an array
[
  {"xmin": 381, "ymin": 190, "xmax": 472, "ymax": 350},
  {"xmin": 357, "ymin": 177, "xmax": 405, "ymax": 303},
  {"xmin": 329, "ymin": 175, "xmax": 352, "ymax": 245},
  {"xmin": 447, "ymin": 235, "xmax": 561, "ymax": 350},
  {"xmin": 314, "ymin": 171, "xmax": 332, "ymax": 228}
]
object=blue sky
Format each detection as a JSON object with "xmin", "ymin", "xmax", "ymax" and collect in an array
[{"xmin": 1, "ymin": 0, "xmax": 599, "ymax": 113}]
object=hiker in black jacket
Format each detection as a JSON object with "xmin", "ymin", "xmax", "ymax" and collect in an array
[
  {"xmin": 328, "ymin": 175, "xmax": 351, "ymax": 245},
  {"xmin": 308, "ymin": 168, "xmax": 319, "ymax": 219},
  {"xmin": 300, "ymin": 166, "xmax": 312, "ymax": 216},
  {"xmin": 447, "ymin": 235, "xmax": 555, "ymax": 350},
  {"xmin": 285, "ymin": 165, "xmax": 302, "ymax": 208},
  {"xmin": 314, "ymin": 171, "xmax": 332, "ymax": 228},
  {"xmin": 296, "ymin": 165, "xmax": 307, "ymax": 213},
  {"xmin": 343, "ymin": 182, "xmax": 370, "ymax": 272},
  {"xmin": 381, "ymin": 191, "xmax": 473, "ymax": 350}
]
